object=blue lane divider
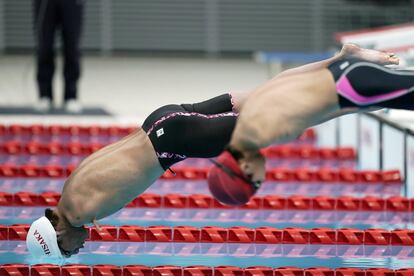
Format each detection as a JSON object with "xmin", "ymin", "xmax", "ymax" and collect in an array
[
  {"xmin": 0, "ymin": 179, "xmax": 402, "ymax": 197},
  {"xmin": 1, "ymin": 207, "xmax": 413, "ymax": 230},
  {"xmin": 1, "ymin": 241, "xmax": 414, "ymax": 268}
]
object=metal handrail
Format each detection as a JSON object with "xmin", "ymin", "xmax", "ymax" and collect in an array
[{"xmin": 360, "ymin": 112, "xmax": 414, "ymax": 197}]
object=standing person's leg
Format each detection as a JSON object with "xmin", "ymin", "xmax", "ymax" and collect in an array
[
  {"xmin": 33, "ymin": 0, "xmax": 57, "ymax": 109},
  {"xmin": 60, "ymin": 0, "xmax": 83, "ymax": 111}
]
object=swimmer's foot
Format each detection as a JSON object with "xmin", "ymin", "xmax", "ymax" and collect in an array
[{"xmin": 339, "ymin": 43, "xmax": 400, "ymax": 65}]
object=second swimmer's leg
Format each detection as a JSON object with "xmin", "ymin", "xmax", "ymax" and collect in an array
[{"xmin": 328, "ymin": 58, "xmax": 414, "ymax": 110}]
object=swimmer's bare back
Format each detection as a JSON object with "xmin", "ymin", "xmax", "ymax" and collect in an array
[{"xmin": 58, "ymin": 127, "xmax": 164, "ymax": 227}]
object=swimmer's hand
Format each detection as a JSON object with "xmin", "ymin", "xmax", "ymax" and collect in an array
[
  {"xmin": 92, "ymin": 218, "xmax": 101, "ymax": 231},
  {"xmin": 226, "ymin": 146, "xmax": 266, "ymax": 186}
]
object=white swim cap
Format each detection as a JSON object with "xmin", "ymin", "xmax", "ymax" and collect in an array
[{"xmin": 26, "ymin": 216, "xmax": 64, "ymax": 262}]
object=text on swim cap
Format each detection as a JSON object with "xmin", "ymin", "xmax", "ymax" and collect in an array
[{"xmin": 33, "ymin": 230, "xmax": 51, "ymax": 255}]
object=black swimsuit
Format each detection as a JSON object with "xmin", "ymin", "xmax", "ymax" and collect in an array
[{"xmin": 142, "ymin": 94, "xmax": 238, "ymax": 170}]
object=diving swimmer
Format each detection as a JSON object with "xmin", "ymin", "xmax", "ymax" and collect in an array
[{"xmin": 26, "ymin": 44, "xmax": 402, "ymax": 261}]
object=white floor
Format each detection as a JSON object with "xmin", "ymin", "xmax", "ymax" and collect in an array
[{"xmin": 0, "ymin": 54, "xmax": 267, "ymax": 124}]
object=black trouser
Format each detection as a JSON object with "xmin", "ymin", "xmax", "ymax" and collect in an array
[
  {"xmin": 142, "ymin": 94, "xmax": 238, "ymax": 170},
  {"xmin": 33, "ymin": 0, "xmax": 83, "ymax": 101}
]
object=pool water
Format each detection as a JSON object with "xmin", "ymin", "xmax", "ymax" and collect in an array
[
  {"xmin": 1, "ymin": 178, "xmax": 413, "ymax": 269},
  {"xmin": 0, "ymin": 126, "xmax": 412, "ymax": 272}
]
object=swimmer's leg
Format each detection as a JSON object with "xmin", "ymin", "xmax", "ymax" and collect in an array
[
  {"xmin": 231, "ymin": 59, "xmax": 414, "ymax": 154},
  {"xmin": 328, "ymin": 58, "xmax": 414, "ymax": 110}
]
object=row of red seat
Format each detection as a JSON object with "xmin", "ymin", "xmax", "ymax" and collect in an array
[
  {"xmin": 0, "ymin": 124, "xmax": 316, "ymax": 141},
  {"xmin": 1, "ymin": 192, "xmax": 412, "ymax": 212},
  {"xmin": 0, "ymin": 141, "xmax": 104, "ymax": 155},
  {"xmin": 0, "ymin": 124, "xmax": 135, "ymax": 136},
  {"xmin": 2, "ymin": 224, "xmax": 414, "ymax": 245},
  {"xmin": 0, "ymin": 164, "xmax": 402, "ymax": 183},
  {"xmin": 261, "ymin": 146, "xmax": 356, "ymax": 160},
  {"xmin": 267, "ymin": 168, "xmax": 400, "ymax": 183},
  {"xmin": 0, "ymin": 141, "xmax": 354, "ymax": 160},
  {"xmin": 2, "ymin": 264, "xmax": 411, "ymax": 276}
]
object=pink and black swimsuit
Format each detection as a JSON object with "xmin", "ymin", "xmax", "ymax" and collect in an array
[{"xmin": 328, "ymin": 58, "xmax": 414, "ymax": 110}]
